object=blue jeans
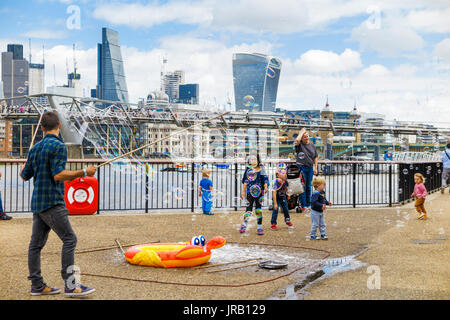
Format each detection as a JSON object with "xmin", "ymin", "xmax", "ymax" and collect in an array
[
  {"xmin": 310, "ymin": 209, "xmax": 326, "ymax": 237},
  {"xmin": 271, "ymin": 198, "xmax": 290, "ymax": 225},
  {"xmin": 297, "ymin": 165, "xmax": 314, "ymax": 208},
  {"xmin": 0, "ymin": 192, "xmax": 3, "ymax": 214}
]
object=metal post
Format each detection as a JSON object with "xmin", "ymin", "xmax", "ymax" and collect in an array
[
  {"xmin": 388, "ymin": 164, "xmax": 392, "ymax": 207},
  {"xmin": 191, "ymin": 162, "xmax": 195, "ymax": 213},
  {"xmin": 97, "ymin": 163, "xmax": 101, "ymax": 214},
  {"xmin": 145, "ymin": 163, "xmax": 149, "ymax": 213},
  {"xmin": 352, "ymin": 162, "xmax": 357, "ymax": 208},
  {"xmin": 234, "ymin": 162, "xmax": 238, "ymax": 211}
]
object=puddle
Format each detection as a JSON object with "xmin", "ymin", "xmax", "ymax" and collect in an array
[
  {"xmin": 208, "ymin": 243, "xmax": 317, "ymax": 270},
  {"xmin": 269, "ymin": 248, "xmax": 369, "ymax": 300}
]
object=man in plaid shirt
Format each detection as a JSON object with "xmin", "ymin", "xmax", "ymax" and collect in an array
[{"xmin": 20, "ymin": 111, "xmax": 97, "ymax": 297}]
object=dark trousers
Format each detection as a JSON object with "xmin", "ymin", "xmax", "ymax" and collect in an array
[
  {"xmin": 245, "ymin": 195, "xmax": 263, "ymax": 225},
  {"xmin": 271, "ymin": 198, "xmax": 290, "ymax": 225},
  {"xmin": 28, "ymin": 204, "xmax": 77, "ymax": 288}
]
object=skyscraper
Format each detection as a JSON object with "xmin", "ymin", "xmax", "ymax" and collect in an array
[
  {"xmin": 163, "ymin": 70, "xmax": 185, "ymax": 102},
  {"xmin": 179, "ymin": 83, "xmax": 199, "ymax": 104},
  {"xmin": 1, "ymin": 44, "xmax": 29, "ymax": 105},
  {"xmin": 232, "ymin": 53, "xmax": 282, "ymax": 112},
  {"xmin": 96, "ymin": 27, "xmax": 129, "ymax": 104},
  {"xmin": 28, "ymin": 63, "xmax": 44, "ymax": 95}
]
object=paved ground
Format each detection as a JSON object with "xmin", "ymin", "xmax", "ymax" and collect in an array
[
  {"xmin": 1, "ymin": 189, "xmax": 448, "ymax": 300},
  {"xmin": 302, "ymin": 190, "xmax": 450, "ymax": 300}
]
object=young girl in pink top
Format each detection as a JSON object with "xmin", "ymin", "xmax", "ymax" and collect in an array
[{"xmin": 411, "ymin": 173, "xmax": 428, "ymax": 220}]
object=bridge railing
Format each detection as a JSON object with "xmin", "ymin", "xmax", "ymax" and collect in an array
[{"xmin": 0, "ymin": 159, "xmax": 443, "ymax": 214}]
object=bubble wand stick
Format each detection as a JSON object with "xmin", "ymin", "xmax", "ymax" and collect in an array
[{"xmin": 95, "ymin": 112, "xmax": 230, "ymax": 169}]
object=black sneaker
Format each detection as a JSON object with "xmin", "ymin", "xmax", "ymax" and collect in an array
[
  {"xmin": 30, "ymin": 285, "xmax": 61, "ymax": 296},
  {"xmin": 0, "ymin": 213, "xmax": 12, "ymax": 220},
  {"xmin": 65, "ymin": 284, "xmax": 96, "ymax": 298}
]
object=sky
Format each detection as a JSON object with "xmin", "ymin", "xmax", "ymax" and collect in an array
[{"xmin": 1, "ymin": 0, "xmax": 450, "ymax": 124}]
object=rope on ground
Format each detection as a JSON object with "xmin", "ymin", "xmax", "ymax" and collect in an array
[{"xmin": 81, "ymin": 241, "xmax": 332, "ymax": 288}]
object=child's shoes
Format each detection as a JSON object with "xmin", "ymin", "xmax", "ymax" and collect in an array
[
  {"xmin": 239, "ymin": 224, "xmax": 247, "ymax": 233},
  {"xmin": 271, "ymin": 224, "xmax": 278, "ymax": 231}
]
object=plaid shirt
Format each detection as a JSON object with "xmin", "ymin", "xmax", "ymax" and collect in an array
[{"xmin": 21, "ymin": 134, "xmax": 67, "ymax": 213}]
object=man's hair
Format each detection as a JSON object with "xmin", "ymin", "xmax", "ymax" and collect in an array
[
  {"xmin": 41, "ymin": 111, "xmax": 60, "ymax": 131},
  {"xmin": 447, "ymin": 142, "xmax": 450, "ymax": 149},
  {"xmin": 312, "ymin": 176, "xmax": 326, "ymax": 189}
]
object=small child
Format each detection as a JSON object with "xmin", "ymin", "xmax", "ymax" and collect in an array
[
  {"xmin": 309, "ymin": 176, "xmax": 332, "ymax": 240},
  {"xmin": 199, "ymin": 169, "xmax": 213, "ymax": 215},
  {"xmin": 271, "ymin": 171, "xmax": 293, "ymax": 230},
  {"xmin": 411, "ymin": 173, "xmax": 428, "ymax": 220},
  {"xmin": 239, "ymin": 154, "xmax": 269, "ymax": 235}
]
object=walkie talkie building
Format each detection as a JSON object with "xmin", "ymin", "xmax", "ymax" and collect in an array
[{"xmin": 232, "ymin": 53, "xmax": 282, "ymax": 112}]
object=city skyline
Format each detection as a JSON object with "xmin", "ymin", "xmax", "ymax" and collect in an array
[{"xmin": 0, "ymin": 1, "xmax": 449, "ymax": 124}]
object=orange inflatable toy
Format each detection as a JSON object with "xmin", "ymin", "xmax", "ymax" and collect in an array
[{"xmin": 124, "ymin": 235, "xmax": 226, "ymax": 267}]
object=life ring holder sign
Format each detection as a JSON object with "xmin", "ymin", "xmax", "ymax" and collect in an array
[{"xmin": 64, "ymin": 177, "xmax": 98, "ymax": 215}]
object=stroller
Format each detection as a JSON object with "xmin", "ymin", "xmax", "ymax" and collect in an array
[{"xmin": 286, "ymin": 164, "xmax": 305, "ymax": 213}]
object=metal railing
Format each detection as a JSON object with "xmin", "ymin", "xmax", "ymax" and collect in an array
[{"xmin": 0, "ymin": 159, "xmax": 443, "ymax": 214}]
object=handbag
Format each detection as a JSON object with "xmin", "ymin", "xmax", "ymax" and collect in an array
[{"xmin": 287, "ymin": 173, "xmax": 305, "ymax": 195}]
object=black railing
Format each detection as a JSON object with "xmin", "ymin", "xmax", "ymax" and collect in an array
[{"xmin": 0, "ymin": 159, "xmax": 443, "ymax": 214}]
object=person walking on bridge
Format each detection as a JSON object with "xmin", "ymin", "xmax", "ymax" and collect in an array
[{"xmin": 20, "ymin": 111, "xmax": 97, "ymax": 297}]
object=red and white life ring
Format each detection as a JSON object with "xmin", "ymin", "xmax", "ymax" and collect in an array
[{"xmin": 64, "ymin": 177, "xmax": 98, "ymax": 215}]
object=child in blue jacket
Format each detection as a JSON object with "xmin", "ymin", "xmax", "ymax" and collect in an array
[{"xmin": 309, "ymin": 176, "xmax": 332, "ymax": 240}]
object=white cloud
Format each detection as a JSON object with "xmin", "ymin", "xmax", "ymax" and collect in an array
[
  {"xmin": 92, "ymin": 1, "xmax": 212, "ymax": 28},
  {"xmin": 351, "ymin": 23, "xmax": 425, "ymax": 56},
  {"xmin": 293, "ymin": 49, "xmax": 362, "ymax": 74},
  {"xmin": 360, "ymin": 64, "xmax": 390, "ymax": 77},
  {"xmin": 20, "ymin": 29, "xmax": 68, "ymax": 39},
  {"xmin": 404, "ymin": 7, "xmax": 450, "ymax": 34},
  {"xmin": 434, "ymin": 38, "xmax": 450, "ymax": 59}
]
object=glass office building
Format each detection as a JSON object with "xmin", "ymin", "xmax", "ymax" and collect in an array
[
  {"xmin": 178, "ymin": 83, "xmax": 199, "ymax": 104},
  {"xmin": 232, "ymin": 53, "xmax": 282, "ymax": 112},
  {"xmin": 96, "ymin": 28, "xmax": 129, "ymax": 104},
  {"xmin": 1, "ymin": 44, "xmax": 29, "ymax": 106}
]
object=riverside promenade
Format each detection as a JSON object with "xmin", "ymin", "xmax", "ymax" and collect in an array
[{"xmin": 1, "ymin": 191, "xmax": 448, "ymax": 300}]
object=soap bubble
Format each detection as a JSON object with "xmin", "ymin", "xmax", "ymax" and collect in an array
[
  {"xmin": 243, "ymin": 95, "xmax": 255, "ymax": 107},
  {"xmin": 173, "ymin": 187, "xmax": 185, "ymax": 200},
  {"xmin": 163, "ymin": 192, "xmax": 172, "ymax": 203},
  {"xmin": 247, "ymin": 169, "xmax": 257, "ymax": 181},
  {"xmin": 272, "ymin": 178, "xmax": 284, "ymax": 191},
  {"xmin": 402, "ymin": 169, "xmax": 408, "ymax": 175},
  {"xmin": 249, "ymin": 185, "xmax": 262, "ymax": 198},
  {"xmin": 277, "ymin": 163, "xmax": 287, "ymax": 175}
]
